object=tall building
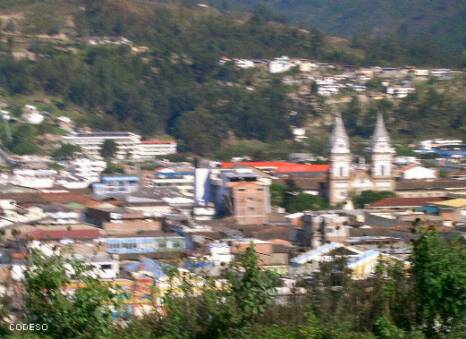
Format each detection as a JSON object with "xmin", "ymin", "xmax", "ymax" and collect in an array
[{"xmin": 328, "ymin": 112, "xmax": 394, "ymax": 205}]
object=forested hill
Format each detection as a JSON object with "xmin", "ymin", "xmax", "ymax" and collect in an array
[
  {"xmin": 207, "ymin": 0, "xmax": 466, "ymax": 66},
  {"xmin": 0, "ymin": 0, "xmax": 464, "ymax": 157}
]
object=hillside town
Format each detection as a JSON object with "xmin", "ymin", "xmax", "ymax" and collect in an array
[{"xmin": 0, "ymin": 108, "xmax": 464, "ymax": 319}]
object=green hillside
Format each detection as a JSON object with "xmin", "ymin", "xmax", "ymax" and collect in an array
[{"xmin": 208, "ymin": 0, "xmax": 466, "ymax": 65}]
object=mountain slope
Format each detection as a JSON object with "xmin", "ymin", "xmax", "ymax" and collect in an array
[{"xmin": 209, "ymin": 0, "xmax": 466, "ymax": 62}]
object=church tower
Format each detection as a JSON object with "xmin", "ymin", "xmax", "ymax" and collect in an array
[
  {"xmin": 371, "ymin": 112, "xmax": 395, "ymax": 191},
  {"xmin": 329, "ymin": 112, "xmax": 352, "ymax": 205}
]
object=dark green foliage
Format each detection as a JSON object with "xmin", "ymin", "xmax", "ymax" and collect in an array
[
  {"xmin": 412, "ymin": 231, "xmax": 466, "ymax": 336},
  {"xmin": 23, "ymin": 251, "xmax": 119, "ymax": 339},
  {"xmin": 352, "ymin": 190, "xmax": 396, "ymax": 208},
  {"xmin": 271, "ymin": 179, "xmax": 329, "ymax": 212},
  {"xmin": 8, "ymin": 124, "xmax": 38, "ymax": 155},
  {"xmin": 100, "ymin": 140, "xmax": 117, "ymax": 159},
  {"xmin": 52, "ymin": 143, "xmax": 80, "ymax": 160}
]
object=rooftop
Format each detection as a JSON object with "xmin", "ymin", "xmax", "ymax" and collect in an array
[
  {"xmin": 368, "ymin": 197, "xmax": 444, "ymax": 208},
  {"xmin": 221, "ymin": 161, "xmax": 329, "ymax": 173},
  {"xmin": 432, "ymin": 198, "xmax": 466, "ymax": 208}
]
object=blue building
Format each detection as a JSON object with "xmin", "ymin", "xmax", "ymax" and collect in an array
[{"xmin": 92, "ymin": 175, "xmax": 140, "ymax": 196}]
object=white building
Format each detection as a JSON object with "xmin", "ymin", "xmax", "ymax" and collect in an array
[
  {"xmin": 401, "ymin": 165, "xmax": 437, "ymax": 180},
  {"xmin": 137, "ymin": 140, "xmax": 177, "ymax": 160},
  {"xmin": 386, "ymin": 86, "xmax": 415, "ymax": 98},
  {"xmin": 67, "ymin": 158, "xmax": 106, "ymax": 182},
  {"xmin": 23, "ymin": 105, "xmax": 45, "ymax": 125},
  {"xmin": 208, "ymin": 242, "xmax": 233, "ymax": 265},
  {"xmin": 11, "ymin": 169, "xmax": 57, "ymax": 188},
  {"xmin": 63, "ymin": 132, "xmax": 141, "ymax": 160},
  {"xmin": 269, "ymin": 56, "xmax": 293, "ymax": 74}
]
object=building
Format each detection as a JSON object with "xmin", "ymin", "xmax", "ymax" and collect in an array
[
  {"xmin": 103, "ymin": 233, "xmax": 186, "ymax": 255},
  {"xmin": 10, "ymin": 169, "xmax": 57, "ymax": 189},
  {"xmin": 137, "ymin": 140, "xmax": 177, "ymax": 160},
  {"xmin": 63, "ymin": 132, "xmax": 141, "ymax": 160},
  {"xmin": 23, "ymin": 105, "xmax": 44, "ymax": 125},
  {"xmin": 92, "ymin": 175, "xmax": 140, "ymax": 197},
  {"xmin": 67, "ymin": 158, "xmax": 106, "ymax": 182},
  {"xmin": 302, "ymin": 212, "xmax": 350, "ymax": 248},
  {"xmin": 329, "ymin": 112, "xmax": 395, "ymax": 204},
  {"xmin": 152, "ymin": 167, "xmax": 194, "ymax": 195},
  {"xmin": 269, "ymin": 56, "xmax": 293, "ymax": 74},
  {"xmin": 212, "ymin": 169, "xmax": 271, "ymax": 225},
  {"xmin": 400, "ymin": 164, "xmax": 437, "ymax": 180}
]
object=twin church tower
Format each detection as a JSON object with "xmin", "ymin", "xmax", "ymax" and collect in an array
[{"xmin": 328, "ymin": 112, "xmax": 395, "ymax": 205}]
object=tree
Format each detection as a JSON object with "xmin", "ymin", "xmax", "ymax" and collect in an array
[
  {"xmin": 100, "ymin": 139, "xmax": 118, "ymax": 159},
  {"xmin": 23, "ymin": 251, "xmax": 119, "ymax": 338},
  {"xmin": 8, "ymin": 124, "xmax": 38, "ymax": 155},
  {"xmin": 285, "ymin": 193, "xmax": 328, "ymax": 213},
  {"xmin": 270, "ymin": 183, "xmax": 286, "ymax": 207},
  {"xmin": 411, "ymin": 231, "xmax": 466, "ymax": 336},
  {"xmin": 352, "ymin": 190, "xmax": 395, "ymax": 208},
  {"xmin": 52, "ymin": 143, "xmax": 81, "ymax": 160}
]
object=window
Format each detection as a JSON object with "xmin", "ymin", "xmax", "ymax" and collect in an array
[
  {"xmin": 339, "ymin": 166, "xmax": 344, "ymax": 177},
  {"xmin": 381, "ymin": 165, "xmax": 385, "ymax": 176},
  {"xmin": 100, "ymin": 264, "xmax": 112, "ymax": 270}
]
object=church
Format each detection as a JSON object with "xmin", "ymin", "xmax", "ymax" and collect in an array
[{"xmin": 328, "ymin": 112, "xmax": 395, "ymax": 205}]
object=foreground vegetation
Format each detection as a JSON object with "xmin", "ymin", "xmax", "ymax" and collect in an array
[{"xmin": 2, "ymin": 230, "xmax": 465, "ymax": 338}]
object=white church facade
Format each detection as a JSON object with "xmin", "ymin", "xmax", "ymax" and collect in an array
[{"xmin": 328, "ymin": 112, "xmax": 395, "ymax": 205}]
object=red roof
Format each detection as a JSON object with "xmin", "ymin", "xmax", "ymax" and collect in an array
[
  {"xmin": 368, "ymin": 197, "xmax": 444, "ymax": 208},
  {"xmin": 221, "ymin": 161, "xmax": 329, "ymax": 173},
  {"xmin": 141, "ymin": 140, "xmax": 176, "ymax": 145},
  {"xmin": 26, "ymin": 229, "xmax": 102, "ymax": 240}
]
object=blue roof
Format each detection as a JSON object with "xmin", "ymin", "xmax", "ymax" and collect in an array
[{"xmin": 124, "ymin": 258, "xmax": 170, "ymax": 279}]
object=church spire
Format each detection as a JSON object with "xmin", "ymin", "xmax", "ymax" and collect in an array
[
  {"xmin": 372, "ymin": 112, "xmax": 393, "ymax": 153},
  {"xmin": 330, "ymin": 112, "xmax": 350, "ymax": 154}
]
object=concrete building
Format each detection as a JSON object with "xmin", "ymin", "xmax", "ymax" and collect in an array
[
  {"xmin": 103, "ymin": 233, "xmax": 185, "ymax": 255},
  {"xmin": 137, "ymin": 140, "xmax": 177, "ymax": 160},
  {"xmin": 212, "ymin": 169, "xmax": 271, "ymax": 225},
  {"xmin": 302, "ymin": 212, "xmax": 350, "ymax": 248},
  {"xmin": 269, "ymin": 56, "xmax": 293, "ymax": 74},
  {"xmin": 67, "ymin": 158, "xmax": 106, "ymax": 182},
  {"xmin": 329, "ymin": 112, "xmax": 394, "ymax": 204},
  {"xmin": 63, "ymin": 132, "xmax": 141, "ymax": 160},
  {"xmin": 10, "ymin": 169, "xmax": 57, "ymax": 189}
]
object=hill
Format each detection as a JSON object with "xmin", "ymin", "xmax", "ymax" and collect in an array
[
  {"xmin": 0, "ymin": 0, "xmax": 464, "ymax": 158},
  {"xmin": 208, "ymin": 0, "xmax": 466, "ymax": 66}
]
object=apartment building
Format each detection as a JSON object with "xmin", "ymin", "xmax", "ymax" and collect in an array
[
  {"xmin": 63, "ymin": 132, "xmax": 141, "ymax": 160},
  {"xmin": 137, "ymin": 140, "xmax": 177, "ymax": 160}
]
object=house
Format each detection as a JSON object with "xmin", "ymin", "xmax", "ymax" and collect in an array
[
  {"xmin": 400, "ymin": 164, "xmax": 437, "ymax": 180},
  {"xmin": 367, "ymin": 197, "xmax": 444, "ymax": 211},
  {"xmin": 429, "ymin": 198, "xmax": 466, "ymax": 223},
  {"xmin": 86, "ymin": 205, "xmax": 162, "ymax": 235},
  {"xmin": 269, "ymin": 56, "xmax": 293, "ymax": 74},
  {"xmin": 23, "ymin": 105, "xmax": 44, "ymax": 125}
]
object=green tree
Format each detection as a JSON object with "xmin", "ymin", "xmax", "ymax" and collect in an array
[
  {"xmin": 23, "ymin": 251, "xmax": 119, "ymax": 339},
  {"xmin": 270, "ymin": 183, "xmax": 286, "ymax": 207},
  {"xmin": 352, "ymin": 190, "xmax": 395, "ymax": 208},
  {"xmin": 411, "ymin": 231, "xmax": 466, "ymax": 336},
  {"xmin": 285, "ymin": 193, "xmax": 328, "ymax": 213},
  {"xmin": 8, "ymin": 124, "xmax": 38, "ymax": 155},
  {"xmin": 52, "ymin": 143, "xmax": 81, "ymax": 160},
  {"xmin": 100, "ymin": 139, "xmax": 118, "ymax": 159}
]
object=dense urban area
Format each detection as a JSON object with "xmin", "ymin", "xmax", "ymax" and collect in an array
[{"xmin": 0, "ymin": 1, "xmax": 464, "ymax": 338}]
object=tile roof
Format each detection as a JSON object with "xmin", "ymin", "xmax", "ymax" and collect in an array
[
  {"xmin": 221, "ymin": 161, "xmax": 329, "ymax": 173},
  {"xmin": 25, "ymin": 229, "xmax": 103, "ymax": 240},
  {"xmin": 368, "ymin": 197, "xmax": 444, "ymax": 208}
]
